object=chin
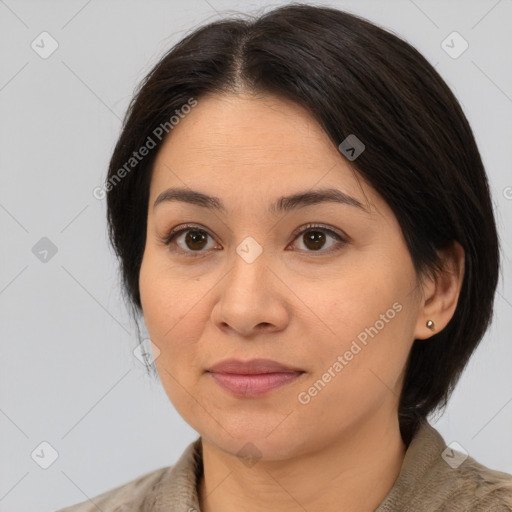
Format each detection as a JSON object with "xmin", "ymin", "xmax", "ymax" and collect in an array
[{"xmin": 198, "ymin": 420, "xmax": 309, "ymax": 462}]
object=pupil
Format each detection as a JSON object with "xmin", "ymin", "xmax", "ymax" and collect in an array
[
  {"xmin": 305, "ymin": 231, "xmax": 325, "ymax": 250},
  {"xmin": 186, "ymin": 230, "xmax": 207, "ymax": 250}
]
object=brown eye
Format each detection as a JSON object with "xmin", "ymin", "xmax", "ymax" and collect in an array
[
  {"xmin": 183, "ymin": 229, "xmax": 209, "ymax": 251},
  {"xmin": 164, "ymin": 224, "xmax": 218, "ymax": 255},
  {"xmin": 290, "ymin": 224, "xmax": 347, "ymax": 254},
  {"xmin": 302, "ymin": 230, "xmax": 327, "ymax": 251}
]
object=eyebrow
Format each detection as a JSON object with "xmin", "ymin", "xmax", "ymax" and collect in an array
[{"xmin": 153, "ymin": 186, "xmax": 370, "ymax": 214}]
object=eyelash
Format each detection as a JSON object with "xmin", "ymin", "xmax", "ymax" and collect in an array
[{"xmin": 161, "ymin": 223, "xmax": 349, "ymax": 257}]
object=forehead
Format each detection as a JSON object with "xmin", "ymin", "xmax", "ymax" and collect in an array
[{"xmin": 149, "ymin": 92, "xmax": 377, "ymax": 215}]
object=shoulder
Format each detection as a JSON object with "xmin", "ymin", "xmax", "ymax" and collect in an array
[
  {"xmin": 377, "ymin": 422, "xmax": 512, "ymax": 511},
  {"xmin": 55, "ymin": 466, "xmax": 172, "ymax": 512},
  {"xmin": 414, "ymin": 425, "xmax": 512, "ymax": 511},
  {"xmin": 56, "ymin": 437, "xmax": 203, "ymax": 512},
  {"xmin": 432, "ymin": 453, "xmax": 512, "ymax": 511}
]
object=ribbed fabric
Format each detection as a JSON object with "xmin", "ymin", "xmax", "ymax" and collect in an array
[
  {"xmin": 56, "ymin": 421, "xmax": 512, "ymax": 512},
  {"xmin": 375, "ymin": 422, "xmax": 512, "ymax": 511}
]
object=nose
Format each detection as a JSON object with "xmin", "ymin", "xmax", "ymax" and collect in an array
[{"xmin": 211, "ymin": 243, "xmax": 290, "ymax": 338}]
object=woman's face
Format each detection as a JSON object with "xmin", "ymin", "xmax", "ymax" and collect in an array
[{"xmin": 139, "ymin": 92, "xmax": 427, "ymax": 459}]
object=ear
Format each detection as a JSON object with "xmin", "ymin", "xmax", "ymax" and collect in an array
[{"xmin": 414, "ymin": 241, "xmax": 465, "ymax": 340}]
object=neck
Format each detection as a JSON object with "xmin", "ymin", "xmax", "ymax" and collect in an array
[{"xmin": 198, "ymin": 411, "xmax": 406, "ymax": 512}]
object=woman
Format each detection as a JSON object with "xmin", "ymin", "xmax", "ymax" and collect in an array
[{"xmin": 58, "ymin": 3, "xmax": 512, "ymax": 511}]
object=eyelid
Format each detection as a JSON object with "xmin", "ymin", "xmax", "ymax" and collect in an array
[
  {"xmin": 162, "ymin": 223, "xmax": 213, "ymax": 245},
  {"xmin": 289, "ymin": 223, "xmax": 349, "ymax": 244}
]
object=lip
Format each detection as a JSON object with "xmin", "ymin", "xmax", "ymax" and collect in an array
[
  {"xmin": 208, "ymin": 358, "xmax": 304, "ymax": 374},
  {"xmin": 207, "ymin": 358, "xmax": 305, "ymax": 398}
]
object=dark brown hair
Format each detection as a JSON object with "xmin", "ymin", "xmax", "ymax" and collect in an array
[{"xmin": 105, "ymin": 3, "xmax": 500, "ymax": 445}]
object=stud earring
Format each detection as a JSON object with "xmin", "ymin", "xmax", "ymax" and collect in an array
[{"xmin": 426, "ymin": 320, "xmax": 435, "ymax": 330}]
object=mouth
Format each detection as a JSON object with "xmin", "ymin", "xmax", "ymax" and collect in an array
[{"xmin": 206, "ymin": 358, "xmax": 305, "ymax": 398}]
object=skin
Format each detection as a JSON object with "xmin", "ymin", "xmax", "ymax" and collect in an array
[{"xmin": 139, "ymin": 92, "xmax": 465, "ymax": 512}]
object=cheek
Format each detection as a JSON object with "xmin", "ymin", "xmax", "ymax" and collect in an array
[
  {"xmin": 312, "ymin": 261, "xmax": 418, "ymax": 381},
  {"xmin": 297, "ymin": 300, "xmax": 414, "ymax": 432},
  {"xmin": 139, "ymin": 256, "xmax": 208, "ymax": 425},
  {"xmin": 139, "ymin": 261, "xmax": 188, "ymax": 390},
  {"xmin": 139, "ymin": 252, "xmax": 218, "ymax": 388},
  {"xmin": 139, "ymin": 250, "xmax": 198, "ymax": 342}
]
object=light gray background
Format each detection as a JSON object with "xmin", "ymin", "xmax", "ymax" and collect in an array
[{"xmin": 1, "ymin": 1, "xmax": 511, "ymax": 511}]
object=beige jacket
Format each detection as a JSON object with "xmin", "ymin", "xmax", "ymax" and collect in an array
[{"xmin": 56, "ymin": 421, "xmax": 512, "ymax": 511}]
